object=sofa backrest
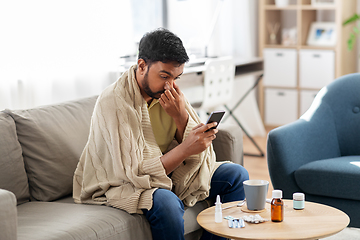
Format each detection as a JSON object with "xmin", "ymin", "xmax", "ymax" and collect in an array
[
  {"xmin": 4, "ymin": 96, "xmax": 98, "ymax": 201},
  {"xmin": 0, "ymin": 112, "xmax": 30, "ymax": 205}
]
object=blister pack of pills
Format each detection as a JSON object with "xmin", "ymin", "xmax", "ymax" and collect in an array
[
  {"xmin": 227, "ymin": 218, "xmax": 245, "ymax": 228},
  {"xmin": 242, "ymin": 214, "xmax": 269, "ymax": 224},
  {"xmin": 224, "ymin": 216, "xmax": 245, "ymax": 228}
]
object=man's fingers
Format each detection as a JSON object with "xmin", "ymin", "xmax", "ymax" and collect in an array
[
  {"xmin": 160, "ymin": 93, "xmax": 169, "ymax": 102},
  {"xmin": 205, "ymin": 122, "xmax": 217, "ymax": 132},
  {"xmin": 159, "ymin": 97, "xmax": 166, "ymax": 106},
  {"xmin": 173, "ymin": 82, "xmax": 182, "ymax": 95},
  {"xmin": 169, "ymin": 84, "xmax": 180, "ymax": 98},
  {"xmin": 192, "ymin": 123, "xmax": 204, "ymax": 130},
  {"xmin": 164, "ymin": 89, "xmax": 175, "ymax": 101},
  {"xmin": 165, "ymin": 81, "xmax": 180, "ymax": 99},
  {"xmin": 192, "ymin": 122, "xmax": 217, "ymax": 134},
  {"xmin": 205, "ymin": 133, "xmax": 217, "ymax": 141},
  {"xmin": 204, "ymin": 127, "xmax": 218, "ymax": 136}
]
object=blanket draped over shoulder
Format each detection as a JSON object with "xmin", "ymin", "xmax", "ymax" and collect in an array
[{"xmin": 73, "ymin": 65, "xmax": 221, "ymax": 214}]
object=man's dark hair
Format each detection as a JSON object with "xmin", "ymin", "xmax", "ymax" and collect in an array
[{"xmin": 138, "ymin": 28, "xmax": 189, "ymax": 65}]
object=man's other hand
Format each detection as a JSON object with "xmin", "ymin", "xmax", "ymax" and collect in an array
[{"xmin": 159, "ymin": 82, "xmax": 187, "ymax": 121}]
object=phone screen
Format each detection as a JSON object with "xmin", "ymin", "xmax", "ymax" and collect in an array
[{"xmin": 205, "ymin": 110, "xmax": 225, "ymax": 132}]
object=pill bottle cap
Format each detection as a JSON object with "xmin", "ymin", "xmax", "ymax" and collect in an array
[
  {"xmin": 272, "ymin": 190, "xmax": 282, "ymax": 199},
  {"xmin": 293, "ymin": 193, "xmax": 305, "ymax": 201}
]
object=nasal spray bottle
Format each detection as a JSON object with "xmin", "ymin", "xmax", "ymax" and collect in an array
[{"xmin": 215, "ymin": 195, "xmax": 222, "ymax": 223}]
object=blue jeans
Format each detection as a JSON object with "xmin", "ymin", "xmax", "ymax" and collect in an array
[{"xmin": 142, "ymin": 163, "xmax": 249, "ymax": 240}]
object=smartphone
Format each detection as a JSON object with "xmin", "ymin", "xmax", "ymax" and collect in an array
[{"xmin": 205, "ymin": 110, "xmax": 225, "ymax": 132}]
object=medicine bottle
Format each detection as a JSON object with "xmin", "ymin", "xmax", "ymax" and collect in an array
[
  {"xmin": 215, "ymin": 195, "xmax": 222, "ymax": 223},
  {"xmin": 293, "ymin": 193, "xmax": 305, "ymax": 210},
  {"xmin": 271, "ymin": 190, "xmax": 284, "ymax": 222}
]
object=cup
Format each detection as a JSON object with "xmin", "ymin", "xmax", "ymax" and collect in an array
[{"xmin": 243, "ymin": 180, "xmax": 269, "ymax": 211}]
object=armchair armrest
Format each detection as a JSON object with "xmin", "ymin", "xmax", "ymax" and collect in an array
[
  {"xmin": 0, "ymin": 189, "xmax": 17, "ymax": 240},
  {"xmin": 267, "ymin": 111, "xmax": 340, "ymax": 199},
  {"xmin": 213, "ymin": 123, "xmax": 243, "ymax": 165}
]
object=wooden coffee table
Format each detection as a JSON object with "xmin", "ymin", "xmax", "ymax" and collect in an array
[{"xmin": 197, "ymin": 200, "xmax": 349, "ymax": 240}]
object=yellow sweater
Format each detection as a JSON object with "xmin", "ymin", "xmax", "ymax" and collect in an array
[{"xmin": 73, "ymin": 65, "xmax": 219, "ymax": 214}]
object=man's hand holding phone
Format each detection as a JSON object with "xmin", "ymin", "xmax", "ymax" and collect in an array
[
  {"xmin": 181, "ymin": 122, "xmax": 218, "ymax": 156},
  {"xmin": 181, "ymin": 110, "xmax": 225, "ymax": 156},
  {"xmin": 160, "ymin": 110, "xmax": 225, "ymax": 174}
]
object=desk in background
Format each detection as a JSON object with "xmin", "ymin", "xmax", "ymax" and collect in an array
[
  {"xmin": 119, "ymin": 56, "xmax": 265, "ymax": 138},
  {"xmin": 179, "ymin": 57, "xmax": 265, "ymax": 140},
  {"xmin": 174, "ymin": 56, "xmax": 263, "ymax": 103}
]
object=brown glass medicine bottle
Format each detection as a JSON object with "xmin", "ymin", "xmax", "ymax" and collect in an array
[{"xmin": 271, "ymin": 190, "xmax": 284, "ymax": 222}]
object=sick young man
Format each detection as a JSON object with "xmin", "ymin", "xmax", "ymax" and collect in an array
[{"xmin": 73, "ymin": 28, "xmax": 249, "ymax": 240}]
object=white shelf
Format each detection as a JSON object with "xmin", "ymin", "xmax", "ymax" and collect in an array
[{"xmin": 258, "ymin": 0, "xmax": 357, "ymax": 127}]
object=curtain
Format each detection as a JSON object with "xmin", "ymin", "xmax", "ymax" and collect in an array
[{"xmin": 0, "ymin": 0, "xmax": 134, "ymax": 110}]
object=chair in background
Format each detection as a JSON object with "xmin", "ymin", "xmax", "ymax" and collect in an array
[
  {"xmin": 223, "ymin": 73, "xmax": 265, "ymax": 157},
  {"xmin": 195, "ymin": 56, "xmax": 235, "ymax": 122},
  {"xmin": 267, "ymin": 73, "xmax": 360, "ymax": 227}
]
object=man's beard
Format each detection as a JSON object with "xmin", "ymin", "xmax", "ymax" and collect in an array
[{"xmin": 142, "ymin": 70, "xmax": 165, "ymax": 99}]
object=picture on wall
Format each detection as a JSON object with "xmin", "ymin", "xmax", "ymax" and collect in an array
[{"xmin": 307, "ymin": 22, "xmax": 336, "ymax": 46}]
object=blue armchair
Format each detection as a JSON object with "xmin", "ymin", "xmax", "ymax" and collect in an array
[{"xmin": 267, "ymin": 73, "xmax": 360, "ymax": 227}]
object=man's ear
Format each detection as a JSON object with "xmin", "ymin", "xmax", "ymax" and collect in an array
[{"xmin": 137, "ymin": 59, "xmax": 147, "ymax": 75}]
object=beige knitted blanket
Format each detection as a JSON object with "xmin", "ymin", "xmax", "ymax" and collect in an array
[{"xmin": 73, "ymin": 65, "xmax": 219, "ymax": 214}]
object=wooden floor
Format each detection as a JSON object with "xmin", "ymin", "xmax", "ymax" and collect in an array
[{"xmin": 242, "ymin": 127, "xmax": 274, "ymax": 199}]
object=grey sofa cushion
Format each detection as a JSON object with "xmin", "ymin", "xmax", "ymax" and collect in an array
[
  {"xmin": 0, "ymin": 112, "xmax": 30, "ymax": 204},
  {"xmin": 52, "ymin": 196, "xmax": 208, "ymax": 238},
  {"xmin": 183, "ymin": 200, "xmax": 209, "ymax": 235},
  {"xmin": 295, "ymin": 156, "xmax": 360, "ymax": 201},
  {"xmin": 4, "ymin": 96, "xmax": 98, "ymax": 201},
  {"xmin": 213, "ymin": 123, "xmax": 243, "ymax": 165},
  {"xmin": 17, "ymin": 201, "xmax": 152, "ymax": 240}
]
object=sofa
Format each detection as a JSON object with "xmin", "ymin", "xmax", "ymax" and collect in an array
[
  {"xmin": 0, "ymin": 95, "xmax": 243, "ymax": 240},
  {"xmin": 267, "ymin": 73, "xmax": 360, "ymax": 227}
]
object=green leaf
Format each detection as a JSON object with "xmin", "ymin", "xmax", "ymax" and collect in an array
[
  {"xmin": 353, "ymin": 26, "xmax": 360, "ymax": 34},
  {"xmin": 348, "ymin": 34, "xmax": 356, "ymax": 51},
  {"xmin": 343, "ymin": 13, "xmax": 360, "ymax": 26},
  {"xmin": 348, "ymin": 40, "xmax": 353, "ymax": 51}
]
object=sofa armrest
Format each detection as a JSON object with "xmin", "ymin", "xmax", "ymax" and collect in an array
[
  {"xmin": 213, "ymin": 123, "xmax": 243, "ymax": 166},
  {"xmin": 0, "ymin": 189, "xmax": 17, "ymax": 240}
]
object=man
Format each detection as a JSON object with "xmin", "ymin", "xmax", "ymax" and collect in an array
[{"xmin": 73, "ymin": 28, "xmax": 249, "ymax": 240}]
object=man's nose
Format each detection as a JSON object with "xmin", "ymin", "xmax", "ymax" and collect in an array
[{"xmin": 165, "ymin": 80, "xmax": 174, "ymax": 89}]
